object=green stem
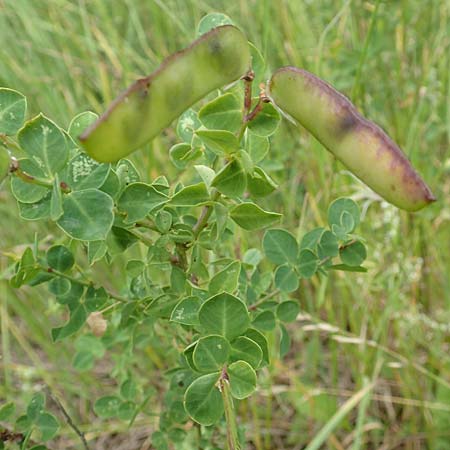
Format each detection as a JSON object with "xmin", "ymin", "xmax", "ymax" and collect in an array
[
  {"xmin": 192, "ymin": 190, "xmax": 221, "ymax": 239},
  {"xmin": 10, "ymin": 159, "xmax": 71, "ymax": 193},
  {"xmin": 220, "ymin": 368, "xmax": 240, "ymax": 450}
]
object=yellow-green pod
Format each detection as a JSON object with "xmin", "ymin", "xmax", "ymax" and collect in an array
[
  {"xmin": 268, "ymin": 67, "xmax": 435, "ymax": 212},
  {"xmin": 80, "ymin": 25, "xmax": 251, "ymax": 162}
]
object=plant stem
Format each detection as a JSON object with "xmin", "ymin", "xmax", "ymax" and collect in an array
[
  {"xmin": 220, "ymin": 367, "xmax": 240, "ymax": 450},
  {"xmin": 9, "ymin": 158, "xmax": 71, "ymax": 193},
  {"xmin": 192, "ymin": 190, "xmax": 221, "ymax": 239}
]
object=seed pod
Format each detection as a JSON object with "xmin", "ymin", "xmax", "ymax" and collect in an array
[
  {"xmin": 80, "ymin": 25, "xmax": 251, "ymax": 162},
  {"xmin": 268, "ymin": 67, "xmax": 435, "ymax": 212}
]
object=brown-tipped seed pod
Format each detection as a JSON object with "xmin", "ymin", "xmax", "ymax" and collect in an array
[
  {"xmin": 268, "ymin": 67, "xmax": 435, "ymax": 212},
  {"xmin": 80, "ymin": 25, "xmax": 251, "ymax": 162}
]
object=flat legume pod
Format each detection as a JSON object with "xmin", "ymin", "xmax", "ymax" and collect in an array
[
  {"xmin": 268, "ymin": 67, "xmax": 435, "ymax": 212},
  {"xmin": 80, "ymin": 25, "xmax": 251, "ymax": 162}
]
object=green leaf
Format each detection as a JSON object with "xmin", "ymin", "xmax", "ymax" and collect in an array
[
  {"xmin": 230, "ymin": 202, "xmax": 281, "ymax": 230},
  {"xmin": 252, "ymin": 310, "xmax": 276, "ymax": 331},
  {"xmin": 75, "ymin": 335, "xmax": 105, "ymax": 358},
  {"xmin": 51, "ymin": 304, "xmax": 87, "ymax": 342},
  {"xmin": 300, "ymin": 227, "xmax": 325, "ymax": 252},
  {"xmin": 198, "ymin": 292, "xmax": 250, "ymax": 340},
  {"xmin": 196, "ymin": 130, "xmax": 239, "ymax": 155},
  {"xmin": 193, "ymin": 165, "xmax": 215, "ymax": 190},
  {"xmin": 72, "ymin": 350, "xmax": 94, "ymax": 371},
  {"xmin": 246, "ymin": 133, "xmax": 269, "ymax": 164},
  {"xmin": 46, "ymin": 245, "xmax": 74, "ymax": 272},
  {"xmin": 197, "ymin": 13, "xmax": 234, "ymax": 35},
  {"xmin": 329, "ymin": 264, "xmax": 367, "ymax": 273},
  {"xmin": 170, "ymin": 296, "xmax": 201, "ymax": 326},
  {"xmin": 248, "ymin": 102, "xmax": 280, "ymax": 137},
  {"xmin": 0, "ymin": 402, "xmax": 15, "ymax": 421},
  {"xmin": 276, "ymin": 301, "xmax": 300, "ymax": 323},
  {"xmin": 328, "ymin": 198, "xmax": 360, "ymax": 231},
  {"xmin": 27, "ymin": 393, "xmax": 45, "ymax": 421},
  {"xmin": 18, "ymin": 114, "xmax": 68, "ymax": 176},
  {"xmin": 120, "ymin": 379, "xmax": 138, "ymax": 401},
  {"xmin": 169, "ymin": 143, "xmax": 201, "ymax": 169},
  {"xmin": 155, "ymin": 209, "xmax": 172, "ymax": 233},
  {"xmin": 297, "ymin": 249, "xmax": 319, "ymax": 278},
  {"xmin": 85, "ymin": 286, "xmax": 108, "ymax": 312},
  {"xmin": 87, "ymin": 240, "xmax": 107, "ymax": 265},
  {"xmin": 48, "ymin": 277, "xmax": 71, "ymax": 296},
  {"xmin": 228, "ymin": 361, "xmax": 257, "ymax": 399},
  {"xmin": 125, "ymin": 260, "xmax": 145, "ymax": 278},
  {"xmin": 94, "ymin": 396, "xmax": 121, "ymax": 418},
  {"xmin": 183, "ymin": 341, "xmax": 198, "ymax": 371},
  {"xmin": 15, "ymin": 414, "xmax": 32, "ymax": 433},
  {"xmin": 193, "ymin": 335, "xmax": 230, "ymax": 372},
  {"xmin": 118, "ymin": 401, "xmax": 135, "ymax": 421},
  {"xmin": 66, "ymin": 152, "xmax": 110, "ymax": 191},
  {"xmin": 243, "ymin": 248, "xmax": 262, "ymax": 267},
  {"xmin": 263, "ymin": 229, "xmax": 298, "ymax": 265},
  {"xmin": 209, "ymin": 261, "xmax": 241, "ymax": 295},
  {"xmin": 18, "ymin": 193, "xmax": 52, "ymax": 221},
  {"xmin": 176, "ymin": 109, "xmax": 201, "ymax": 142},
  {"xmin": 37, "ymin": 412, "xmax": 59, "ymax": 441},
  {"xmin": 211, "ymin": 158, "xmax": 246, "ymax": 197},
  {"xmin": 118, "ymin": 182, "xmax": 168, "ymax": 223},
  {"xmin": 244, "ymin": 329, "xmax": 269, "ymax": 366},
  {"xmin": 57, "ymin": 189, "xmax": 114, "ymax": 241},
  {"xmin": 170, "ymin": 182, "xmax": 209, "ymax": 206},
  {"xmin": 198, "ymin": 93, "xmax": 242, "ymax": 133},
  {"xmin": 318, "ymin": 230, "xmax": 339, "ymax": 259},
  {"xmin": 247, "ymin": 167, "xmax": 277, "ymax": 197},
  {"xmin": 68, "ymin": 111, "xmax": 98, "ymax": 142},
  {"xmin": 0, "ymin": 87, "xmax": 26, "ymax": 135},
  {"xmin": 230, "ymin": 336, "xmax": 262, "ymax": 369},
  {"xmin": 184, "ymin": 373, "xmax": 223, "ymax": 425},
  {"xmin": 11, "ymin": 158, "xmax": 49, "ymax": 203},
  {"xmin": 339, "ymin": 240, "xmax": 367, "ymax": 266},
  {"xmin": 274, "ymin": 265, "xmax": 299, "ymax": 292}
]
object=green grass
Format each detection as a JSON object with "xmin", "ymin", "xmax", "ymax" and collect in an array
[{"xmin": 1, "ymin": 0, "xmax": 449, "ymax": 448}]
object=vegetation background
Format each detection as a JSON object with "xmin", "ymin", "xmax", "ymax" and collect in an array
[{"xmin": 0, "ymin": 0, "xmax": 449, "ymax": 448}]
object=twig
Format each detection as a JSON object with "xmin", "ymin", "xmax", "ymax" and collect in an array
[{"xmin": 45, "ymin": 387, "xmax": 90, "ymax": 450}]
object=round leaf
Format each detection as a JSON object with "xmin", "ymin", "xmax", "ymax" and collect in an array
[
  {"xmin": 263, "ymin": 229, "xmax": 298, "ymax": 264},
  {"xmin": 230, "ymin": 336, "xmax": 262, "ymax": 369},
  {"xmin": 274, "ymin": 265, "xmax": 299, "ymax": 293},
  {"xmin": 339, "ymin": 240, "xmax": 367, "ymax": 266},
  {"xmin": 328, "ymin": 198, "xmax": 360, "ymax": 231},
  {"xmin": 68, "ymin": 111, "xmax": 98, "ymax": 141},
  {"xmin": 11, "ymin": 158, "xmax": 49, "ymax": 203},
  {"xmin": 171, "ymin": 296, "xmax": 201, "ymax": 326},
  {"xmin": 46, "ymin": 245, "xmax": 74, "ymax": 272},
  {"xmin": 57, "ymin": 189, "xmax": 114, "ymax": 241},
  {"xmin": 66, "ymin": 152, "xmax": 110, "ymax": 191},
  {"xmin": 230, "ymin": 203, "xmax": 281, "ymax": 231},
  {"xmin": 252, "ymin": 310, "xmax": 276, "ymax": 331},
  {"xmin": 37, "ymin": 412, "xmax": 59, "ymax": 441},
  {"xmin": 184, "ymin": 373, "xmax": 223, "ymax": 425},
  {"xmin": 18, "ymin": 114, "xmax": 68, "ymax": 176},
  {"xmin": 297, "ymin": 249, "xmax": 319, "ymax": 278},
  {"xmin": 248, "ymin": 102, "xmax": 280, "ymax": 137},
  {"xmin": 228, "ymin": 361, "xmax": 257, "ymax": 399},
  {"xmin": 118, "ymin": 182, "xmax": 168, "ymax": 223},
  {"xmin": 198, "ymin": 293, "xmax": 250, "ymax": 340},
  {"xmin": 276, "ymin": 301, "xmax": 300, "ymax": 323},
  {"xmin": 197, "ymin": 13, "xmax": 234, "ymax": 35},
  {"xmin": 0, "ymin": 88, "xmax": 26, "ymax": 135},
  {"xmin": 193, "ymin": 335, "xmax": 230, "ymax": 372}
]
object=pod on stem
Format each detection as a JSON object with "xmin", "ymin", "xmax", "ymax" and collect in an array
[
  {"xmin": 80, "ymin": 25, "xmax": 251, "ymax": 162},
  {"xmin": 268, "ymin": 67, "xmax": 435, "ymax": 212}
]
